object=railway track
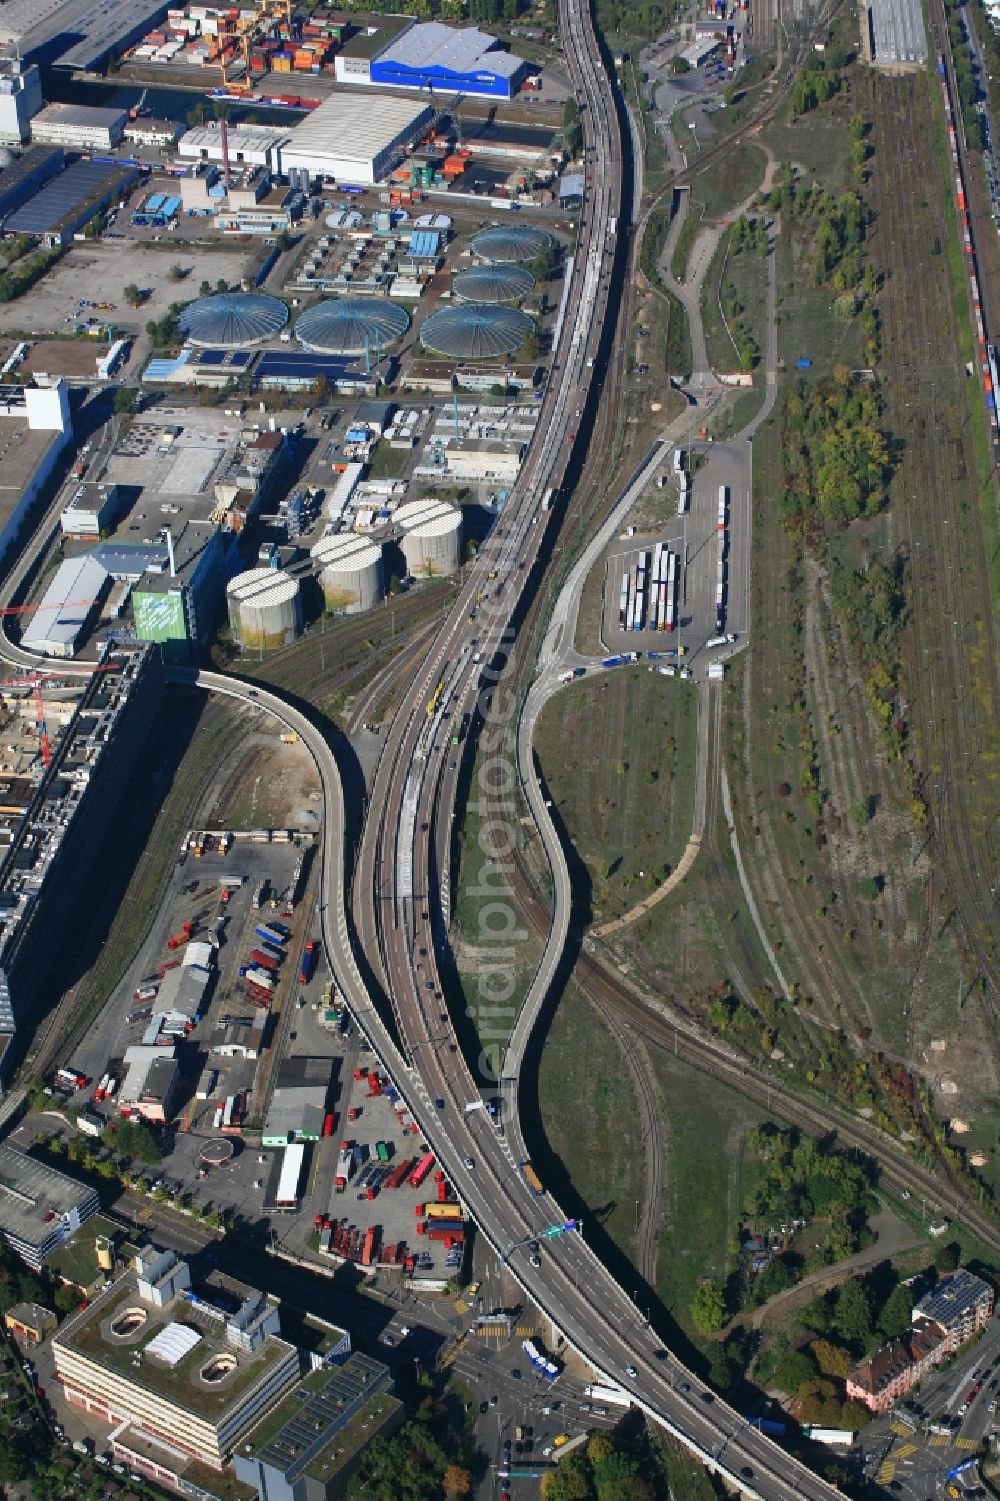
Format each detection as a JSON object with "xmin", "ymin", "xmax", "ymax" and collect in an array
[
  {"xmin": 866, "ymin": 42, "xmax": 1000, "ymax": 1084},
  {"xmin": 497, "ymin": 815, "xmax": 1000, "ymax": 1255}
]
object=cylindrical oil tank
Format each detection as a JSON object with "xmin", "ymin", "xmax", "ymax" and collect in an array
[
  {"xmin": 96, "ymin": 1235, "xmax": 114, "ymax": 1273},
  {"xmin": 311, "ymin": 532, "xmax": 383, "ymax": 613},
  {"xmin": 227, "ymin": 568, "xmax": 302, "ymax": 650},
  {"xmin": 395, "ymin": 498, "xmax": 463, "ymax": 578}
]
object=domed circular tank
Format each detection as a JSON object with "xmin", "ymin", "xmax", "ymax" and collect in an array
[
  {"xmin": 311, "ymin": 532, "xmax": 383, "ymax": 613},
  {"xmin": 394, "ymin": 497, "xmax": 463, "ymax": 579},
  {"xmin": 226, "ymin": 568, "xmax": 301, "ymax": 650}
]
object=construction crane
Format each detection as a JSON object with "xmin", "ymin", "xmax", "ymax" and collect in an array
[
  {"xmin": 0, "ymin": 597, "xmax": 103, "ymax": 616},
  {"xmin": 2, "ymin": 662, "xmax": 121, "ymax": 769}
]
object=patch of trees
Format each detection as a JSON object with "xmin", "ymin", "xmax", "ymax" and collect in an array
[
  {"xmin": 744, "ymin": 1124, "xmax": 873, "ymax": 1230},
  {"xmin": 789, "ymin": 51, "xmax": 844, "ymax": 117},
  {"xmin": 595, "ymin": 0, "xmax": 668, "ymax": 38},
  {"xmin": 563, "ymin": 96, "xmax": 582, "ymax": 156},
  {"xmin": 780, "ymin": 369, "xmax": 891, "ymax": 533},
  {"xmin": 540, "ymin": 1427, "xmax": 669, "ymax": 1501},
  {"xmin": 0, "ymin": 245, "xmax": 64, "ymax": 304},
  {"xmin": 944, "ymin": 0, "xmax": 985, "ymax": 151},
  {"xmin": 346, "ymin": 1386, "xmax": 476, "ymax": 1500},
  {"xmin": 145, "ymin": 303, "xmax": 185, "ymax": 349}
]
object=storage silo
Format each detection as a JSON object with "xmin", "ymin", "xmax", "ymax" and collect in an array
[
  {"xmin": 311, "ymin": 532, "xmax": 383, "ymax": 613},
  {"xmin": 227, "ymin": 568, "xmax": 302, "ymax": 651},
  {"xmin": 395, "ymin": 498, "xmax": 463, "ymax": 578}
]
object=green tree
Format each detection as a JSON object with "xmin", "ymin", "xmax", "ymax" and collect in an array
[
  {"xmin": 834, "ymin": 1279, "xmax": 871, "ymax": 1348},
  {"xmin": 934, "ymin": 1241, "xmax": 961, "ymax": 1273},
  {"xmin": 54, "ymin": 1283, "xmax": 81, "ymax": 1314},
  {"xmin": 877, "ymin": 1283, "xmax": 913, "ymax": 1339},
  {"xmin": 691, "ymin": 1280, "xmax": 727, "ymax": 1333},
  {"xmin": 810, "ymin": 1337, "xmax": 852, "ymax": 1378},
  {"xmin": 774, "ymin": 1347, "xmax": 816, "ymax": 1394},
  {"xmin": 113, "ymin": 386, "xmax": 138, "ymax": 414},
  {"xmin": 563, "ymin": 96, "xmax": 582, "ymax": 156}
]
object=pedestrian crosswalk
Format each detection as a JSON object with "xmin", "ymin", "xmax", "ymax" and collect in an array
[
  {"xmin": 894, "ymin": 1444, "xmax": 917, "ymax": 1459},
  {"xmin": 929, "ymin": 1436, "xmax": 952, "ymax": 1448},
  {"xmin": 877, "ymin": 1463, "xmax": 896, "ymax": 1482},
  {"xmin": 954, "ymin": 1438, "xmax": 978, "ymax": 1451},
  {"xmin": 891, "ymin": 1423, "xmax": 912, "ymax": 1437}
]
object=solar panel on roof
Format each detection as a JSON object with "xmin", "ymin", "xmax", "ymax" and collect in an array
[{"xmin": 197, "ymin": 349, "xmax": 226, "ymax": 366}]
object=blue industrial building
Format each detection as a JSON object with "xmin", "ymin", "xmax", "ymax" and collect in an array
[{"xmin": 369, "ymin": 23, "xmax": 529, "ymax": 100}]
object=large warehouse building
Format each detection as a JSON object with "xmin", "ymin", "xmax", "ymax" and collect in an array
[
  {"xmin": 280, "ymin": 91, "xmax": 433, "ymax": 184},
  {"xmin": 371, "ymin": 22, "xmax": 529, "ymax": 99}
]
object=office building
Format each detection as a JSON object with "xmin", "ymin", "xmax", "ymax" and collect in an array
[
  {"xmin": 0, "ymin": 644, "xmax": 162, "ymax": 1047},
  {"xmin": 31, "ymin": 102, "xmax": 127, "ymax": 150},
  {"xmin": 0, "ymin": 1144, "xmax": 100, "ymax": 1270},
  {"xmin": 235, "ymin": 1354, "xmax": 402, "ymax": 1500},
  {"xmin": 52, "ymin": 1247, "xmax": 300, "ymax": 1471}
]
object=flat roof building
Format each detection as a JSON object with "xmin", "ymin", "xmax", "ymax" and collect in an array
[
  {"xmin": 0, "ymin": 644, "xmax": 162, "ymax": 1044},
  {"xmin": 0, "ymin": 144, "xmax": 65, "ymax": 218},
  {"xmin": 280, "ymin": 92, "xmax": 433, "ymax": 186},
  {"xmin": 31, "ymin": 102, "xmax": 127, "ymax": 150},
  {"xmin": 444, "ymin": 437, "xmax": 524, "ymax": 483},
  {"xmin": 235, "ymin": 1355, "xmax": 402, "ymax": 1501},
  {"xmin": 2, "ymin": 157, "xmax": 140, "ymax": 245},
  {"xmin": 865, "ymin": 0, "xmax": 927, "ymax": 68},
  {"xmin": 0, "ymin": 1144, "xmax": 100, "ymax": 1270},
  {"xmin": 21, "ymin": 552, "xmax": 111, "ymax": 658},
  {"xmin": 0, "ymin": 381, "xmax": 72, "ymax": 574},
  {"xmin": 0, "ymin": 0, "xmax": 171, "ymax": 69},
  {"xmin": 5, "ymin": 1300, "xmax": 57, "ymax": 1343},
  {"xmin": 53, "ymin": 1246, "xmax": 300, "ymax": 1470},
  {"xmin": 368, "ymin": 22, "xmax": 529, "ymax": 100},
  {"xmin": 0, "ymin": 60, "xmax": 44, "ymax": 144},
  {"xmin": 263, "ymin": 1056, "xmax": 336, "ymax": 1146},
  {"xmin": 119, "ymin": 1044, "xmax": 181, "ymax": 1123},
  {"xmin": 913, "ymin": 1269, "xmax": 995, "ymax": 1348}
]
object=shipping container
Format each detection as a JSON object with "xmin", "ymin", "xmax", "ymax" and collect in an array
[{"xmin": 409, "ymin": 1152, "xmax": 435, "ymax": 1189}]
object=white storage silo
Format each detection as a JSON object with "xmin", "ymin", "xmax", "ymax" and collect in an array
[
  {"xmin": 311, "ymin": 532, "xmax": 383, "ymax": 614},
  {"xmin": 395, "ymin": 498, "xmax": 463, "ymax": 579},
  {"xmin": 227, "ymin": 568, "xmax": 302, "ymax": 651}
]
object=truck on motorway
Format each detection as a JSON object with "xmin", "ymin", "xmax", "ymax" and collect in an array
[{"xmin": 520, "ymin": 1161, "xmax": 544, "ymax": 1194}]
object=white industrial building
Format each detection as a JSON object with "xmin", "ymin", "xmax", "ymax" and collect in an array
[
  {"xmin": 444, "ymin": 438, "xmax": 524, "ymax": 484},
  {"xmin": 31, "ymin": 102, "xmax": 126, "ymax": 150},
  {"xmin": 21, "ymin": 552, "xmax": 110, "ymax": 658},
  {"xmin": 60, "ymin": 482, "xmax": 120, "ymax": 539},
  {"xmin": 280, "ymin": 92, "xmax": 433, "ymax": 186},
  {"xmin": 0, "ymin": 60, "xmax": 43, "ymax": 144},
  {"xmin": 178, "ymin": 122, "xmax": 292, "ymax": 172}
]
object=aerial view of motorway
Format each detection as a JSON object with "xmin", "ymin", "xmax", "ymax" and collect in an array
[{"xmin": 0, "ymin": 0, "xmax": 995, "ymax": 1494}]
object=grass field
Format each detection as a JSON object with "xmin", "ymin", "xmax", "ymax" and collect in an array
[
  {"xmin": 533, "ymin": 670, "xmax": 698, "ymax": 923},
  {"xmin": 690, "ymin": 139, "xmax": 768, "ymax": 222},
  {"xmin": 537, "ymin": 980, "xmax": 646, "ymax": 1269},
  {"xmin": 701, "ymin": 226, "xmax": 768, "ymax": 376},
  {"xmin": 649, "ymin": 1047, "xmax": 770, "ymax": 1334}
]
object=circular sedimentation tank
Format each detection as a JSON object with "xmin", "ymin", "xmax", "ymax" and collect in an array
[
  {"xmin": 178, "ymin": 292, "xmax": 288, "ymax": 348},
  {"xmin": 419, "ymin": 303, "xmax": 533, "ymax": 361},
  {"xmin": 394, "ymin": 497, "xmax": 463, "ymax": 578},
  {"xmin": 226, "ymin": 568, "xmax": 302, "ymax": 650},
  {"xmin": 452, "ymin": 264, "xmax": 535, "ymax": 304},
  {"xmin": 311, "ymin": 532, "xmax": 384, "ymax": 613},
  {"xmin": 470, "ymin": 225, "xmax": 554, "ymax": 264},
  {"xmin": 294, "ymin": 297, "xmax": 410, "ymax": 356}
]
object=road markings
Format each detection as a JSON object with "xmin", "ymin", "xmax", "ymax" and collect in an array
[
  {"xmin": 877, "ymin": 1465, "xmax": 896, "ymax": 1482},
  {"xmin": 954, "ymin": 1439, "xmax": 978, "ymax": 1451},
  {"xmin": 894, "ymin": 1444, "xmax": 917, "ymax": 1459},
  {"xmin": 891, "ymin": 1424, "xmax": 912, "ymax": 1437},
  {"xmin": 928, "ymin": 1437, "xmax": 951, "ymax": 1448}
]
